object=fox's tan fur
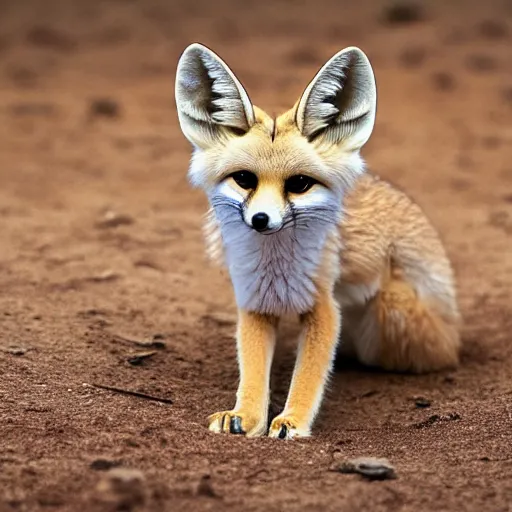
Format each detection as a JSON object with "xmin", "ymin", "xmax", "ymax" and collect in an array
[{"xmin": 175, "ymin": 44, "xmax": 461, "ymax": 439}]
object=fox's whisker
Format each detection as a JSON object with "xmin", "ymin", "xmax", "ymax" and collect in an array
[{"xmin": 211, "ymin": 202, "xmax": 242, "ymax": 211}]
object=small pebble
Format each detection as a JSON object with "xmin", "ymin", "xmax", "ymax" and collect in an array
[
  {"xmin": 431, "ymin": 72, "xmax": 456, "ymax": 91},
  {"xmin": 415, "ymin": 397, "xmax": 431, "ymax": 408},
  {"xmin": 196, "ymin": 475, "xmax": 218, "ymax": 498},
  {"xmin": 26, "ymin": 26, "xmax": 76, "ymax": 52},
  {"xmin": 382, "ymin": 2, "xmax": 424, "ymax": 25},
  {"xmin": 502, "ymin": 87, "xmax": 512, "ymax": 104},
  {"xmin": 90, "ymin": 459, "xmax": 122, "ymax": 471},
  {"xmin": 127, "ymin": 351, "xmax": 157, "ymax": 366},
  {"xmin": 334, "ymin": 457, "xmax": 397, "ymax": 480},
  {"xmin": 478, "ymin": 20, "xmax": 508, "ymax": 40},
  {"xmin": 90, "ymin": 98, "xmax": 121, "ymax": 119},
  {"xmin": 95, "ymin": 211, "xmax": 134, "ymax": 229},
  {"xmin": 3, "ymin": 346, "xmax": 28, "ymax": 356}
]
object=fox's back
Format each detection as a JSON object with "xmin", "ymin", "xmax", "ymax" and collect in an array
[{"xmin": 338, "ymin": 173, "xmax": 459, "ymax": 321}]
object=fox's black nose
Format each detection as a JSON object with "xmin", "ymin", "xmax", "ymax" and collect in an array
[{"xmin": 251, "ymin": 212, "xmax": 269, "ymax": 232}]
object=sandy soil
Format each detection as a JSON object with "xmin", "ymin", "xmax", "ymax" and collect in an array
[{"xmin": 1, "ymin": 0, "xmax": 512, "ymax": 510}]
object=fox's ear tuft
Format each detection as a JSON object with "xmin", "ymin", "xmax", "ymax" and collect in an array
[
  {"xmin": 175, "ymin": 43, "xmax": 255, "ymax": 148},
  {"xmin": 296, "ymin": 47, "xmax": 376, "ymax": 150}
]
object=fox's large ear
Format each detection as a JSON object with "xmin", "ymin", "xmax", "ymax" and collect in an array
[
  {"xmin": 296, "ymin": 47, "xmax": 376, "ymax": 150},
  {"xmin": 175, "ymin": 43, "xmax": 255, "ymax": 148}
]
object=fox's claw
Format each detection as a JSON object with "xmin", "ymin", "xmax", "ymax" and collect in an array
[
  {"xmin": 277, "ymin": 424, "xmax": 289, "ymax": 439},
  {"xmin": 208, "ymin": 411, "xmax": 244, "ymax": 434},
  {"xmin": 207, "ymin": 410, "xmax": 266, "ymax": 437},
  {"xmin": 229, "ymin": 416, "xmax": 244, "ymax": 434},
  {"xmin": 268, "ymin": 415, "xmax": 310, "ymax": 440}
]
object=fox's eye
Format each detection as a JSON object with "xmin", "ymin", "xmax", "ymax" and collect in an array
[
  {"xmin": 285, "ymin": 175, "xmax": 317, "ymax": 194},
  {"xmin": 230, "ymin": 171, "xmax": 258, "ymax": 190}
]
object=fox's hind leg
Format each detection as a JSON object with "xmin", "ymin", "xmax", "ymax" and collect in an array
[{"xmin": 344, "ymin": 275, "xmax": 460, "ymax": 373}]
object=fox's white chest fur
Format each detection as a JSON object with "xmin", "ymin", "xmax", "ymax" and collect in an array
[{"xmin": 208, "ymin": 207, "xmax": 338, "ymax": 316}]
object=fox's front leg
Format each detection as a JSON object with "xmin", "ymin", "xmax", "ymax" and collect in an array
[
  {"xmin": 269, "ymin": 290, "xmax": 340, "ymax": 439},
  {"xmin": 208, "ymin": 310, "xmax": 276, "ymax": 437}
]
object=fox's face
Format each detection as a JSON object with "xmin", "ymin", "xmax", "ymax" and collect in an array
[
  {"xmin": 194, "ymin": 110, "xmax": 351, "ymax": 235},
  {"xmin": 175, "ymin": 44, "xmax": 376, "ymax": 236}
]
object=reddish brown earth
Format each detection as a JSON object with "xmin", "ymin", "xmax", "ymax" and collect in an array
[{"xmin": 1, "ymin": 0, "xmax": 512, "ymax": 510}]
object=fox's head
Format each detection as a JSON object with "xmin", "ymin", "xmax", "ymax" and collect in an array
[{"xmin": 175, "ymin": 43, "xmax": 376, "ymax": 235}]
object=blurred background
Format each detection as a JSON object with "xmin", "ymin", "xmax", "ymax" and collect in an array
[{"xmin": 1, "ymin": 0, "xmax": 511, "ymax": 510}]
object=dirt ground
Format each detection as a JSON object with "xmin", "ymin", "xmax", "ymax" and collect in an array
[{"xmin": 1, "ymin": 0, "xmax": 512, "ymax": 510}]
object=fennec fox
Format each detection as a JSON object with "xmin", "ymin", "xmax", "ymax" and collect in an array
[{"xmin": 175, "ymin": 43, "xmax": 461, "ymax": 439}]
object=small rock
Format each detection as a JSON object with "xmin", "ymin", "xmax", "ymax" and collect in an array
[
  {"xmin": 359, "ymin": 389, "xmax": 379, "ymax": 399},
  {"xmin": 95, "ymin": 211, "xmax": 134, "ymax": 229},
  {"xmin": 80, "ymin": 308, "xmax": 107, "ymax": 317},
  {"xmin": 26, "ymin": 26, "xmax": 76, "ymax": 52},
  {"xmin": 89, "ymin": 270, "xmax": 120, "ymax": 283},
  {"xmin": 10, "ymin": 347, "xmax": 28, "ymax": 356},
  {"xmin": 412, "ymin": 412, "xmax": 461, "ymax": 429},
  {"xmin": 196, "ymin": 475, "xmax": 218, "ymax": 498},
  {"xmin": 431, "ymin": 72, "xmax": 456, "ymax": 91},
  {"xmin": 127, "ymin": 351, "xmax": 157, "ymax": 366},
  {"xmin": 382, "ymin": 2, "xmax": 424, "ymax": 25},
  {"xmin": 413, "ymin": 414, "xmax": 440, "ymax": 429},
  {"xmin": 1, "ymin": 346, "xmax": 28, "ymax": 356},
  {"xmin": 149, "ymin": 339, "xmax": 166, "ymax": 350},
  {"xmin": 502, "ymin": 87, "xmax": 512, "ymax": 104},
  {"xmin": 478, "ymin": 20, "xmax": 508, "ymax": 40},
  {"xmin": 90, "ymin": 459, "xmax": 123, "ymax": 471},
  {"xmin": 287, "ymin": 47, "xmax": 319, "ymax": 66},
  {"xmin": 334, "ymin": 457, "xmax": 397, "ymax": 480},
  {"xmin": 114, "ymin": 333, "xmax": 166, "ymax": 350},
  {"xmin": 482, "ymin": 135, "xmax": 501, "ymax": 150},
  {"xmin": 90, "ymin": 98, "xmax": 120, "ymax": 119},
  {"xmin": 134, "ymin": 259, "xmax": 163, "ymax": 272},
  {"xmin": 414, "ymin": 397, "xmax": 431, "ymax": 408}
]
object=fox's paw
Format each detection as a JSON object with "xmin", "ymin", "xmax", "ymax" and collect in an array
[
  {"xmin": 207, "ymin": 410, "xmax": 266, "ymax": 437},
  {"xmin": 268, "ymin": 415, "xmax": 310, "ymax": 440}
]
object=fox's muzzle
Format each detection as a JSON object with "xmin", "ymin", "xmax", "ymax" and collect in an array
[{"xmin": 243, "ymin": 184, "xmax": 286, "ymax": 233}]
